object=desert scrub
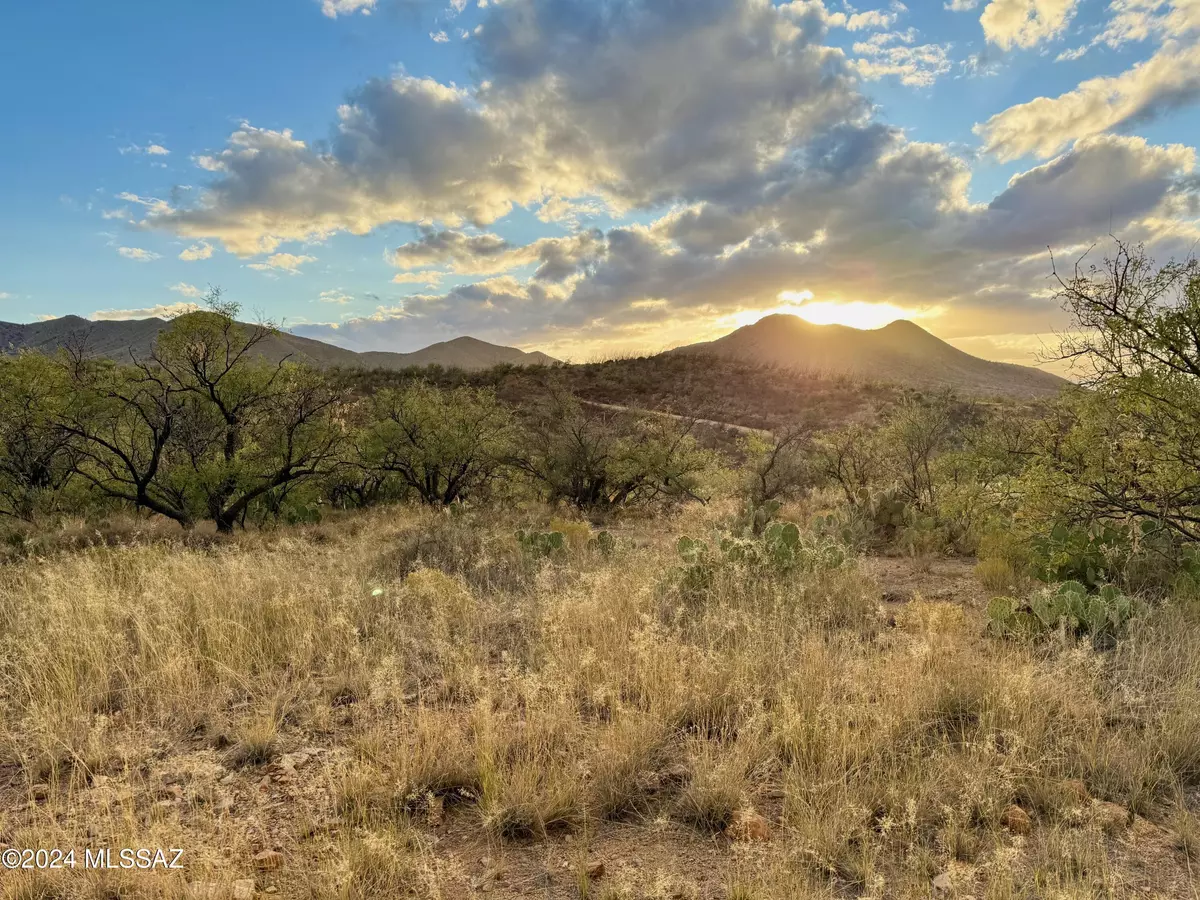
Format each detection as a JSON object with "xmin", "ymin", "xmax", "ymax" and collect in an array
[
  {"xmin": 975, "ymin": 555, "xmax": 1019, "ymax": 593},
  {"xmin": 474, "ymin": 698, "xmax": 585, "ymax": 838},
  {"xmin": 4, "ymin": 502, "xmax": 1200, "ymax": 896}
]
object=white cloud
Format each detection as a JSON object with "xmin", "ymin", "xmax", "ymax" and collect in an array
[
  {"xmin": 91, "ymin": 302, "xmax": 198, "ymax": 321},
  {"xmin": 116, "ymin": 192, "xmax": 172, "ymax": 216},
  {"xmin": 431, "ymin": 30, "xmax": 450, "ymax": 42},
  {"xmin": 120, "ymin": 143, "xmax": 170, "ymax": 156},
  {"xmin": 392, "ymin": 271, "xmax": 446, "ymax": 286},
  {"xmin": 319, "ymin": 289, "xmax": 354, "ymax": 304},
  {"xmin": 946, "ymin": 0, "xmax": 979, "ymax": 9},
  {"xmin": 852, "ymin": 33, "xmax": 953, "ymax": 86},
  {"xmin": 1055, "ymin": 45, "xmax": 1089, "ymax": 61},
  {"xmin": 1047, "ymin": 1, "xmax": 1200, "ymax": 59},
  {"xmin": 976, "ymin": 39, "xmax": 1200, "ymax": 160},
  {"xmin": 101, "ymin": 208, "xmax": 131, "ymax": 220},
  {"xmin": 535, "ymin": 195, "xmax": 610, "ymax": 225},
  {"xmin": 137, "ymin": 1, "xmax": 866, "ymax": 254},
  {"xmin": 298, "ymin": 128, "xmax": 1197, "ymax": 355},
  {"xmin": 980, "ymin": 0, "xmax": 1080, "ymax": 49},
  {"xmin": 117, "ymin": 247, "xmax": 161, "ymax": 262},
  {"xmin": 0, "ymin": 292, "xmax": 11, "ymax": 300},
  {"xmin": 168, "ymin": 282, "xmax": 205, "ymax": 298},
  {"xmin": 390, "ymin": 227, "xmax": 606, "ymax": 281},
  {"xmin": 792, "ymin": 0, "xmax": 908, "ymax": 31},
  {"xmin": 1095, "ymin": 0, "xmax": 1200, "ymax": 50},
  {"xmin": 179, "ymin": 241, "xmax": 214, "ymax": 261},
  {"xmin": 319, "ymin": 0, "xmax": 375, "ymax": 17},
  {"xmin": 246, "ymin": 252, "xmax": 317, "ymax": 273}
]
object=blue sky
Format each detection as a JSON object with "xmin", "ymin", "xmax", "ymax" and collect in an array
[{"xmin": 1, "ymin": 0, "xmax": 1198, "ymax": 364}]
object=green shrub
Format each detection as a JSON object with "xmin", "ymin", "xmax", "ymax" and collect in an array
[
  {"xmin": 1028, "ymin": 523, "xmax": 1132, "ymax": 590},
  {"xmin": 988, "ymin": 581, "xmax": 1140, "ymax": 645}
]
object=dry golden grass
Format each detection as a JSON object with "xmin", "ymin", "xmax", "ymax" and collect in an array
[{"xmin": 1, "ymin": 503, "xmax": 1199, "ymax": 898}]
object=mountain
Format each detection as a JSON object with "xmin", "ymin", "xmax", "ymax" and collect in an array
[
  {"xmin": 675, "ymin": 314, "xmax": 1067, "ymax": 398},
  {"xmin": 0, "ymin": 315, "xmax": 558, "ymax": 371}
]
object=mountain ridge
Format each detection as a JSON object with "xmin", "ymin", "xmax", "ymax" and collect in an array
[
  {"xmin": 673, "ymin": 313, "xmax": 1067, "ymax": 399},
  {"xmin": 0, "ymin": 315, "xmax": 559, "ymax": 372},
  {"xmin": 1, "ymin": 312, "xmax": 1067, "ymax": 398}
]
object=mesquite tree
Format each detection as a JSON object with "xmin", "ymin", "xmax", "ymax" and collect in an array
[
  {"xmin": 62, "ymin": 291, "xmax": 347, "ymax": 531},
  {"xmin": 1035, "ymin": 239, "xmax": 1200, "ymax": 540}
]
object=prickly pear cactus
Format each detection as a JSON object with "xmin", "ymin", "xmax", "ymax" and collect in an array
[{"xmin": 516, "ymin": 529, "xmax": 567, "ymax": 559}]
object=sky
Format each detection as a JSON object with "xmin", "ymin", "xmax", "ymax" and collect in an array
[{"xmin": 1, "ymin": 0, "xmax": 1198, "ymax": 366}]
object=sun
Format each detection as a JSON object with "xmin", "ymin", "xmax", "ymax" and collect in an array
[
  {"xmin": 721, "ymin": 292, "xmax": 940, "ymax": 334},
  {"xmin": 789, "ymin": 299, "xmax": 918, "ymax": 330},
  {"xmin": 776, "ymin": 291, "xmax": 934, "ymax": 330}
]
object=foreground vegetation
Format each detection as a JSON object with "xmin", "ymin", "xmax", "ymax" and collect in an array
[
  {"xmin": 2, "ymin": 501, "xmax": 1199, "ymax": 899},
  {"xmin": 2, "ymin": 239, "xmax": 1200, "ymax": 898}
]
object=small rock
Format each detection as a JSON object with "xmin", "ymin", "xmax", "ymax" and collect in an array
[
  {"xmin": 931, "ymin": 872, "xmax": 953, "ymax": 898},
  {"xmin": 253, "ymin": 849, "xmax": 283, "ymax": 871},
  {"xmin": 1001, "ymin": 804, "xmax": 1032, "ymax": 836},
  {"xmin": 586, "ymin": 862, "xmax": 606, "ymax": 880},
  {"xmin": 220, "ymin": 773, "xmax": 237, "ymax": 786},
  {"xmin": 279, "ymin": 751, "xmax": 310, "ymax": 770},
  {"xmin": 265, "ymin": 888, "xmax": 278, "ymax": 895},
  {"xmin": 258, "ymin": 776, "xmax": 271, "ymax": 792},
  {"xmin": 727, "ymin": 808, "xmax": 772, "ymax": 842},
  {"xmin": 231, "ymin": 879, "xmax": 256, "ymax": 900}
]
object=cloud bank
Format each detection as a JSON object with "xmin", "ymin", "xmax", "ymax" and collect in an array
[{"xmin": 116, "ymin": 0, "xmax": 1198, "ymax": 357}]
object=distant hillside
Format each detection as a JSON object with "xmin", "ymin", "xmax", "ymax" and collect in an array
[
  {"xmin": 0, "ymin": 315, "xmax": 558, "ymax": 372},
  {"xmin": 675, "ymin": 314, "xmax": 1067, "ymax": 399}
]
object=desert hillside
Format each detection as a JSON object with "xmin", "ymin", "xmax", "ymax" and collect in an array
[{"xmin": 677, "ymin": 314, "xmax": 1067, "ymax": 399}]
